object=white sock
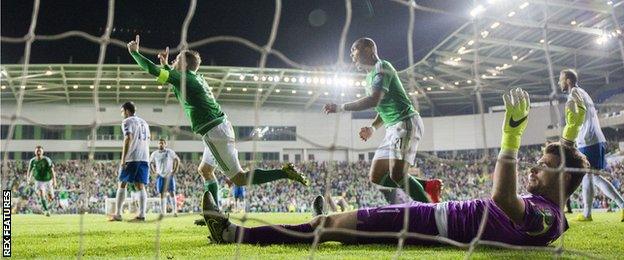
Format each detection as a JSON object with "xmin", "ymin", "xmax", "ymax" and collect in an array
[
  {"xmin": 222, "ymin": 223, "xmax": 237, "ymax": 242},
  {"xmin": 593, "ymin": 175, "xmax": 624, "ymax": 209},
  {"xmin": 161, "ymin": 196, "xmax": 167, "ymax": 214},
  {"xmin": 582, "ymin": 174, "xmax": 594, "ymax": 218},
  {"xmin": 139, "ymin": 188, "xmax": 147, "ymax": 218},
  {"xmin": 170, "ymin": 194, "xmax": 177, "ymax": 214},
  {"xmin": 115, "ymin": 187, "xmax": 126, "ymax": 216}
]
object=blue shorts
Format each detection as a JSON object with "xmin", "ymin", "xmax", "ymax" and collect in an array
[
  {"xmin": 156, "ymin": 175, "xmax": 176, "ymax": 193},
  {"xmin": 119, "ymin": 161, "xmax": 149, "ymax": 184},
  {"xmin": 578, "ymin": 142, "xmax": 606, "ymax": 170},
  {"xmin": 233, "ymin": 185, "xmax": 245, "ymax": 199}
]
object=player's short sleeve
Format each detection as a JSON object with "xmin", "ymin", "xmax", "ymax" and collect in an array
[
  {"xmin": 46, "ymin": 157, "xmax": 53, "ymax": 167},
  {"xmin": 149, "ymin": 152, "xmax": 156, "ymax": 162},
  {"xmin": 371, "ymin": 62, "xmax": 392, "ymax": 92},
  {"xmin": 516, "ymin": 198, "xmax": 555, "ymax": 236},
  {"xmin": 122, "ymin": 119, "xmax": 133, "ymax": 135}
]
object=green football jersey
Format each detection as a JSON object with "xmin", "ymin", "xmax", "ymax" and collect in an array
[
  {"xmin": 221, "ymin": 187, "xmax": 230, "ymax": 199},
  {"xmin": 59, "ymin": 190, "xmax": 69, "ymax": 200},
  {"xmin": 130, "ymin": 51, "xmax": 225, "ymax": 135},
  {"xmin": 28, "ymin": 156, "xmax": 53, "ymax": 182},
  {"xmin": 364, "ymin": 60, "xmax": 417, "ymax": 126}
]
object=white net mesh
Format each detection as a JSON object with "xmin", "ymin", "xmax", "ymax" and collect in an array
[{"xmin": 1, "ymin": 0, "xmax": 623, "ymax": 259}]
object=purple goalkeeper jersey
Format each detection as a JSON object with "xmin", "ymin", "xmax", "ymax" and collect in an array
[{"xmin": 446, "ymin": 194, "xmax": 567, "ymax": 246}]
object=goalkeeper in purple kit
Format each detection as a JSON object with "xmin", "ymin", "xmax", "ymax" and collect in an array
[{"xmin": 202, "ymin": 88, "xmax": 590, "ymax": 246}]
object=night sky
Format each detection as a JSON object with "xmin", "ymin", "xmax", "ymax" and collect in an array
[{"xmin": 1, "ymin": 0, "xmax": 469, "ymax": 70}]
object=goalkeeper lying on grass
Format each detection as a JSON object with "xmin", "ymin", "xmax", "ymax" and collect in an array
[{"xmin": 203, "ymin": 88, "xmax": 590, "ymax": 246}]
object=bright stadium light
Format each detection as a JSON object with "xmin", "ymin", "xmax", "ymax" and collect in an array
[
  {"xmin": 490, "ymin": 22, "xmax": 500, "ymax": 29},
  {"xmin": 90, "ymin": 85, "xmax": 95, "ymax": 89},
  {"xmin": 356, "ymin": 93, "xmax": 361, "ymax": 98},
  {"xmin": 467, "ymin": 40, "xmax": 474, "ymax": 46},
  {"xmin": 426, "ymin": 87, "xmax": 432, "ymax": 91},
  {"xmin": 507, "ymin": 11, "xmax": 516, "ymax": 17},
  {"xmin": 258, "ymin": 88, "xmax": 263, "ymax": 92},
  {"xmin": 267, "ymin": 76, "xmax": 273, "ymax": 81},
  {"xmin": 440, "ymin": 86, "xmax": 445, "ymax": 90},
  {"xmin": 308, "ymin": 90, "xmax": 313, "ymax": 95},
  {"xmin": 1, "ymin": 85, "xmax": 5, "ymax": 90},
  {"xmin": 242, "ymin": 88, "xmax": 247, "ymax": 92},
  {"xmin": 274, "ymin": 76, "xmax": 280, "ymax": 82},
  {"xmin": 324, "ymin": 91, "xmax": 329, "ymax": 96},
  {"xmin": 570, "ymin": 20, "xmax": 577, "ymax": 25},
  {"xmin": 284, "ymin": 77, "xmax": 290, "ymax": 83},
  {"xmin": 481, "ymin": 30, "xmax": 489, "ymax": 38},
  {"xmin": 340, "ymin": 92, "xmax": 345, "ymax": 97},
  {"xmin": 595, "ymin": 33, "xmax": 609, "ymax": 45},
  {"xmin": 470, "ymin": 5, "xmax": 485, "ymax": 17},
  {"xmin": 239, "ymin": 75, "xmax": 245, "ymax": 80},
  {"xmin": 45, "ymin": 70, "xmax": 53, "ymax": 75},
  {"xmin": 355, "ymin": 81, "xmax": 361, "ymax": 87},
  {"xmin": 467, "ymin": 80, "xmax": 472, "ymax": 84},
  {"xmin": 73, "ymin": 85, "xmax": 79, "ymax": 89},
  {"xmin": 313, "ymin": 77, "xmax": 319, "ymax": 84},
  {"xmin": 124, "ymin": 85, "xmax": 130, "ymax": 89},
  {"xmin": 454, "ymin": 81, "xmax": 459, "ymax": 85},
  {"xmin": 226, "ymin": 87, "xmax": 232, "ymax": 91},
  {"xmin": 360, "ymin": 80, "xmax": 367, "ymax": 86},
  {"xmin": 519, "ymin": 2, "xmax": 529, "ymax": 9},
  {"xmin": 292, "ymin": 90, "xmax": 297, "ymax": 94},
  {"xmin": 422, "ymin": 77, "xmax": 428, "ymax": 81},
  {"xmin": 291, "ymin": 77, "xmax": 297, "ymax": 83},
  {"xmin": 298, "ymin": 77, "xmax": 305, "ymax": 83},
  {"xmin": 261, "ymin": 76, "xmax": 267, "ymax": 81},
  {"xmin": 305, "ymin": 77, "xmax": 312, "ymax": 84},
  {"xmin": 157, "ymin": 85, "xmax": 163, "ymax": 89},
  {"xmin": 106, "ymin": 85, "xmax": 111, "ymax": 89},
  {"xmin": 512, "ymin": 55, "xmax": 518, "ymax": 60},
  {"xmin": 253, "ymin": 75, "xmax": 259, "ymax": 81},
  {"xmin": 275, "ymin": 89, "xmax": 280, "ymax": 93},
  {"xmin": 37, "ymin": 85, "xmax": 43, "ymax": 89},
  {"xmin": 20, "ymin": 85, "xmax": 26, "ymax": 89},
  {"xmin": 319, "ymin": 78, "xmax": 326, "ymax": 84},
  {"xmin": 141, "ymin": 85, "xmax": 146, "ymax": 89}
]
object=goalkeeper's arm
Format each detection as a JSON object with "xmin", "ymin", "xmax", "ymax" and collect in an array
[{"xmin": 492, "ymin": 88, "xmax": 530, "ymax": 224}]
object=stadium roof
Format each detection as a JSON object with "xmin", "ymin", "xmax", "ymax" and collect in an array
[{"xmin": 1, "ymin": 1, "xmax": 623, "ymax": 116}]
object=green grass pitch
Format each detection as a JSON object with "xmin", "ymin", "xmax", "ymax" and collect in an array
[{"xmin": 11, "ymin": 212, "xmax": 624, "ymax": 259}]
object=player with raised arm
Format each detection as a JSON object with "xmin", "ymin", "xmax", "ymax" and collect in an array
[
  {"xmin": 323, "ymin": 38, "xmax": 440, "ymax": 203},
  {"xmin": 203, "ymin": 88, "xmax": 590, "ymax": 246},
  {"xmin": 150, "ymin": 138, "xmax": 181, "ymax": 216},
  {"xmin": 558, "ymin": 69, "xmax": 624, "ymax": 222},
  {"xmin": 27, "ymin": 145, "xmax": 57, "ymax": 217},
  {"xmin": 109, "ymin": 101, "xmax": 151, "ymax": 222},
  {"xmin": 126, "ymin": 35, "xmax": 309, "ymax": 217}
]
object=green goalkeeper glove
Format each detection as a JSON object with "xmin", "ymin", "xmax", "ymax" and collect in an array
[
  {"xmin": 562, "ymin": 88, "xmax": 586, "ymax": 142},
  {"xmin": 500, "ymin": 88, "xmax": 530, "ymax": 157}
]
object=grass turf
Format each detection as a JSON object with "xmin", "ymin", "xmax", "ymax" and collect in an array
[{"xmin": 10, "ymin": 211, "xmax": 624, "ymax": 259}]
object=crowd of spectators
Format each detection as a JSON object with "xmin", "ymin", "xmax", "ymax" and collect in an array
[{"xmin": 3, "ymin": 145, "xmax": 623, "ymax": 214}]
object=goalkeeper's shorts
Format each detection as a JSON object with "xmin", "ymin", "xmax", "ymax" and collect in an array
[{"xmin": 373, "ymin": 114, "xmax": 423, "ymax": 166}]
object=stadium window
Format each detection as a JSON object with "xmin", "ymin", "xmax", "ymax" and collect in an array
[
  {"xmin": 176, "ymin": 126, "xmax": 196, "ymax": 140},
  {"xmin": 41, "ymin": 125, "xmax": 64, "ymax": 139},
  {"xmin": 358, "ymin": 153, "xmax": 365, "ymax": 161},
  {"xmin": 282, "ymin": 154, "xmax": 289, "ymax": 162},
  {"xmin": 94, "ymin": 152, "xmax": 115, "ymax": 160},
  {"xmin": 308, "ymin": 154, "xmax": 315, "ymax": 161},
  {"xmin": 295, "ymin": 154, "xmax": 301, "ymax": 162},
  {"xmin": 262, "ymin": 152, "xmax": 279, "ymax": 161},
  {"xmin": 96, "ymin": 126, "xmax": 115, "ymax": 140},
  {"xmin": 178, "ymin": 153, "xmax": 193, "ymax": 161},
  {"xmin": 21, "ymin": 125, "xmax": 35, "ymax": 139},
  {"xmin": 71, "ymin": 126, "xmax": 92, "ymax": 140},
  {"xmin": 368, "ymin": 152, "xmax": 375, "ymax": 161},
  {"xmin": 0, "ymin": 125, "xmax": 8, "ymax": 139}
]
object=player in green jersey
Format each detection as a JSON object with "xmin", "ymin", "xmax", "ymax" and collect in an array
[
  {"xmin": 323, "ymin": 38, "xmax": 441, "ymax": 203},
  {"xmin": 27, "ymin": 145, "xmax": 57, "ymax": 216},
  {"xmin": 126, "ymin": 35, "xmax": 309, "ymax": 217}
]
